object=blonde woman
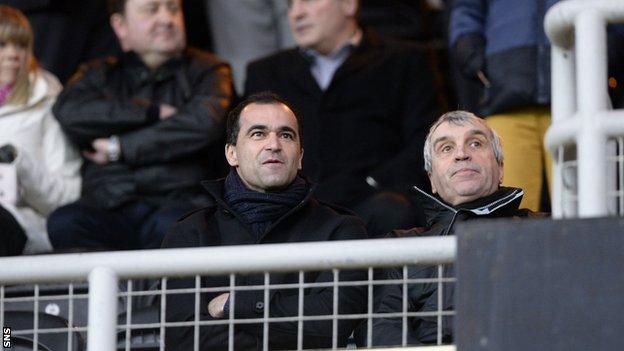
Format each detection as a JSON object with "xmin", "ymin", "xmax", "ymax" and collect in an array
[{"xmin": 0, "ymin": 5, "xmax": 81, "ymax": 255}]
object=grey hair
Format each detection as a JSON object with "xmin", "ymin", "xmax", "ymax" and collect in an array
[{"xmin": 423, "ymin": 110, "xmax": 504, "ymax": 172}]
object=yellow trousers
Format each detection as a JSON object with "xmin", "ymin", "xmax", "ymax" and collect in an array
[{"xmin": 487, "ymin": 107, "xmax": 552, "ymax": 211}]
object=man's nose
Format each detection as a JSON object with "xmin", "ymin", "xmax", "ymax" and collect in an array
[
  {"xmin": 454, "ymin": 145, "xmax": 470, "ymax": 160},
  {"xmin": 156, "ymin": 6, "xmax": 175, "ymax": 23},
  {"xmin": 288, "ymin": 0, "xmax": 305, "ymax": 20},
  {"xmin": 265, "ymin": 133, "xmax": 282, "ymax": 151}
]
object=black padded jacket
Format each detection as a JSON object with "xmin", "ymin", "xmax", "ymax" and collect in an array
[{"xmin": 53, "ymin": 48, "xmax": 234, "ymax": 209}]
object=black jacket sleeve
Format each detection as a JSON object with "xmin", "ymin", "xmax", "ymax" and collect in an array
[
  {"xmin": 53, "ymin": 56, "xmax": 233, "ymax": 166},
  {"xmin": 53, "ymin": 60, "xmax": 162, "ymax": 148},
  {"xmin": 119, "ymin": 64, "xmax": 232, "ymax": 166}
]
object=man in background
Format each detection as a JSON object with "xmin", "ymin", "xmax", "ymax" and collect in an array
[
  {"xmin": 47, "ymin": 0, "xmax": 234, "ymax": 251},
  {"xmin": 245, "ymin": 0, "xmax": 441, "ymax": 236}
]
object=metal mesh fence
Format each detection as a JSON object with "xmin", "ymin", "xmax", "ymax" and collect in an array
[
  {"xmin": 1, "ymin": 283, "xmax": 88, "ymax": 350},
  {"xmin": 1, "ymin": 266, "xmax": 454, "ymax": 350},
  {"xmin": 557, "ymin": 137, "xmax": 624, "ymax": 217}
]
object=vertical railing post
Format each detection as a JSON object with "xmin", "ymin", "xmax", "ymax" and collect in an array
[
  {"xmin": 550, "ymin": 43, "xmax": 576, "ymax": 218},
  {"xmin": 575, "ymin": 10, "xmax": 609, "ymax": 217},
  {"xmin": 87, "ymin": 267, "xmax": 118, "ymax": 351}
]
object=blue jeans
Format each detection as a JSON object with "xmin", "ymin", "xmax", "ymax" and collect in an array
[{"xmin": 47, "ymin": 201, "xmax": 195, "ymax": 251}]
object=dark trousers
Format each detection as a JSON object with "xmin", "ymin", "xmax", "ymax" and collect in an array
[
  {"xmin": 0, "ymin": 205, "xmax": 26, "ymax": 256},
  {"xmin": 47, "ymin": 201, "xmax": 196, "ymax": 251}
]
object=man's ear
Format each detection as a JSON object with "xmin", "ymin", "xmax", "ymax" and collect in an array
[
  {"xmin": 225, "ymin": 144, "xmax": 238, "ymax": 167},
  {"xmin": 498, "ymin": 162, "xmax": 504, "ymax": 184},
  {"xmin": 428, "ymin": 172, "xmax": 437, "ymax": 194},
  {"xmin": 110, "ymin": 14, "xmax": 129, "ymax": 51},
  {"xmin": 297, "ymin": 148, "xmax": 304, "ymax": 170},
  {"xmin": 340, "ymin": 0, "xmax": 358, "ymax": 17}
]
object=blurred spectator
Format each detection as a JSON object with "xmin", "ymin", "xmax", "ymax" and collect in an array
[
  {"xmin": 206, "ymin": 0, "xmax": 294, "ymax": 93},
  {"xmin": 371, "ymin": 111, "xmax": 539, "ymax": 346},
  {"xmin": 449, "ymin": 0, "xmax": 559, "ymax": 211},
  {"xmin": 245, "ymin": 0, "xmax": 440, "ymax": 237},
  {"xmin": 46, "ymin": 0, "xmax": 234, "ymax": 251},
  {"xmin": 0, "ymin": 0, "xmax": 120, "ymax": 83},
  {"xmin": 0, "ymin": 5, "xmax": 81, "ymax": 255},
  {"xmin": 360, "ymin": 0, "xmax": 427, "ymax": 41},
  {"xmin": 163, "ymin": 93, "xmax": 367, "ymax": 350},
  {"xmin": 358, "ymin": 0, "xmax": 453, "ymax": 111}
]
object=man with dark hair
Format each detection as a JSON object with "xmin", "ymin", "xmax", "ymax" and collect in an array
[
  {"xmin": 225, "ymin": 92, "xmax": 302, "ymax": 146},
  {"xmin": 245, "ymin": 0, "xmax": 441, "ymax": 237},
  {"xmin": 162, "ymin": 92, "xmax": 367, "ymax": 350},
  {"xmin": 47, "ymin": 0, "xmax": 234, "ymax": 251},
  {"xmin": 371, "ymin": 111, "xmax": 536, "ymax": 346}
]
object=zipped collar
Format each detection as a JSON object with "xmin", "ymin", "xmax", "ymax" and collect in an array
[{"xmin": 412, "ymin": 186, "xmax": 525, "ymax": 229}]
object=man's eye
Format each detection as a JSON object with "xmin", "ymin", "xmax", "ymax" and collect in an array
[
  {"xmin": 441, "ymin": 145, "xmax": 453, "ymax": 153},
  {"xmin": 281, "ymin": 133, "xmax": 294, "ymax": 140},
  {"xmin": 167, "ymin": 2, "xmax": 180, "ymax": 13},
  {"xmin": 470, "ymin": 140, "xmax": 483, "ymax": 148},
  {"xmin": 145, "ymin": 4, "xmax": 158, "ymax": 14},
  {"xmin": 250, "ymin": 131, "xmax": 265, "ymax": 138}
]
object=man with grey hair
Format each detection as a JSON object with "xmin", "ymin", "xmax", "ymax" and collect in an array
[{"xmin": 368, "ymin": 110, "xmax": 535, "ymax": 347}]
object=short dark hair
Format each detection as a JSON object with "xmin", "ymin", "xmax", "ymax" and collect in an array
[
  {"xmin": 226, "ymin": 92, "xmax": 303, "ymax": 147},
  {"xmin": 107, "ymin": 0, "xmax": 127, "ymax": 15}
]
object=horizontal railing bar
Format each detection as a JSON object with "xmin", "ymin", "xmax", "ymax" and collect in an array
[
  {"xmin": 0, "ymin": 276, "xmax": 457, "ymax": 302},
  {"xmin": 546, "ymin": 111, "xmax": 624, "ymax": 152},
  {"xmin": 161, "ymin": 277, "xmax": 457, "ymax": 294},
  {"xmin": 156, "ymin": 310, "xmax": 457, "ymax": 328},
  {"xmin": 0, "ymin": 237, "xmax": 456, "ymax": 284},
  {"xmin": 545, "ymin": 0, "xmax": 624, "ymax": 48},
  {"xmin": 545, "ymin": 115, "xmax": 580, "ymax": 150}
]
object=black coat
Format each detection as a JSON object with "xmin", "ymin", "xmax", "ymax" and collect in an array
[
  {"xmin": 245, "ymin": 30, "xmax": 440, "ymax": 207},
  {"xmin": 53, "ymin": 49, "xmax": 233, "ymax": 209},
  {"xmin": 161, "ymin": 179, "xmax": 368, "ymax": 350},
  {"xmin": 371, "ymin": 187, "xmax": 531, "ymax": 346}
]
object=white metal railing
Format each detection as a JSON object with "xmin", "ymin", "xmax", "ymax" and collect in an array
[
  {"xmin": 545, "ymin": 0, "xmax": 624, "ymax": 218},
  {"xmin": 0, "ymin": 236, "xmax": 456, "ymax": 351}
]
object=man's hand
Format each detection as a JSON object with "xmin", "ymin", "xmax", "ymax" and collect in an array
[
  {"xmin": 159, "ymin": 103, "xmax": 178, "ymax": 120},
  {"xmin": 83, "ymin": 138, "xmax": 110, "ymax": 165},
  {"xmin": 208, "ymin": 293, "xmax": 230, "ymax": 318}
]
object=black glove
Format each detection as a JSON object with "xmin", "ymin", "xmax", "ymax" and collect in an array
[
  {"xmin": 453, "ymin": 33, "xmax": 486, "ymax": 80},
  {"xmin": 0, "ymin": 144, "xmax": 17, "ymax": 163}
]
